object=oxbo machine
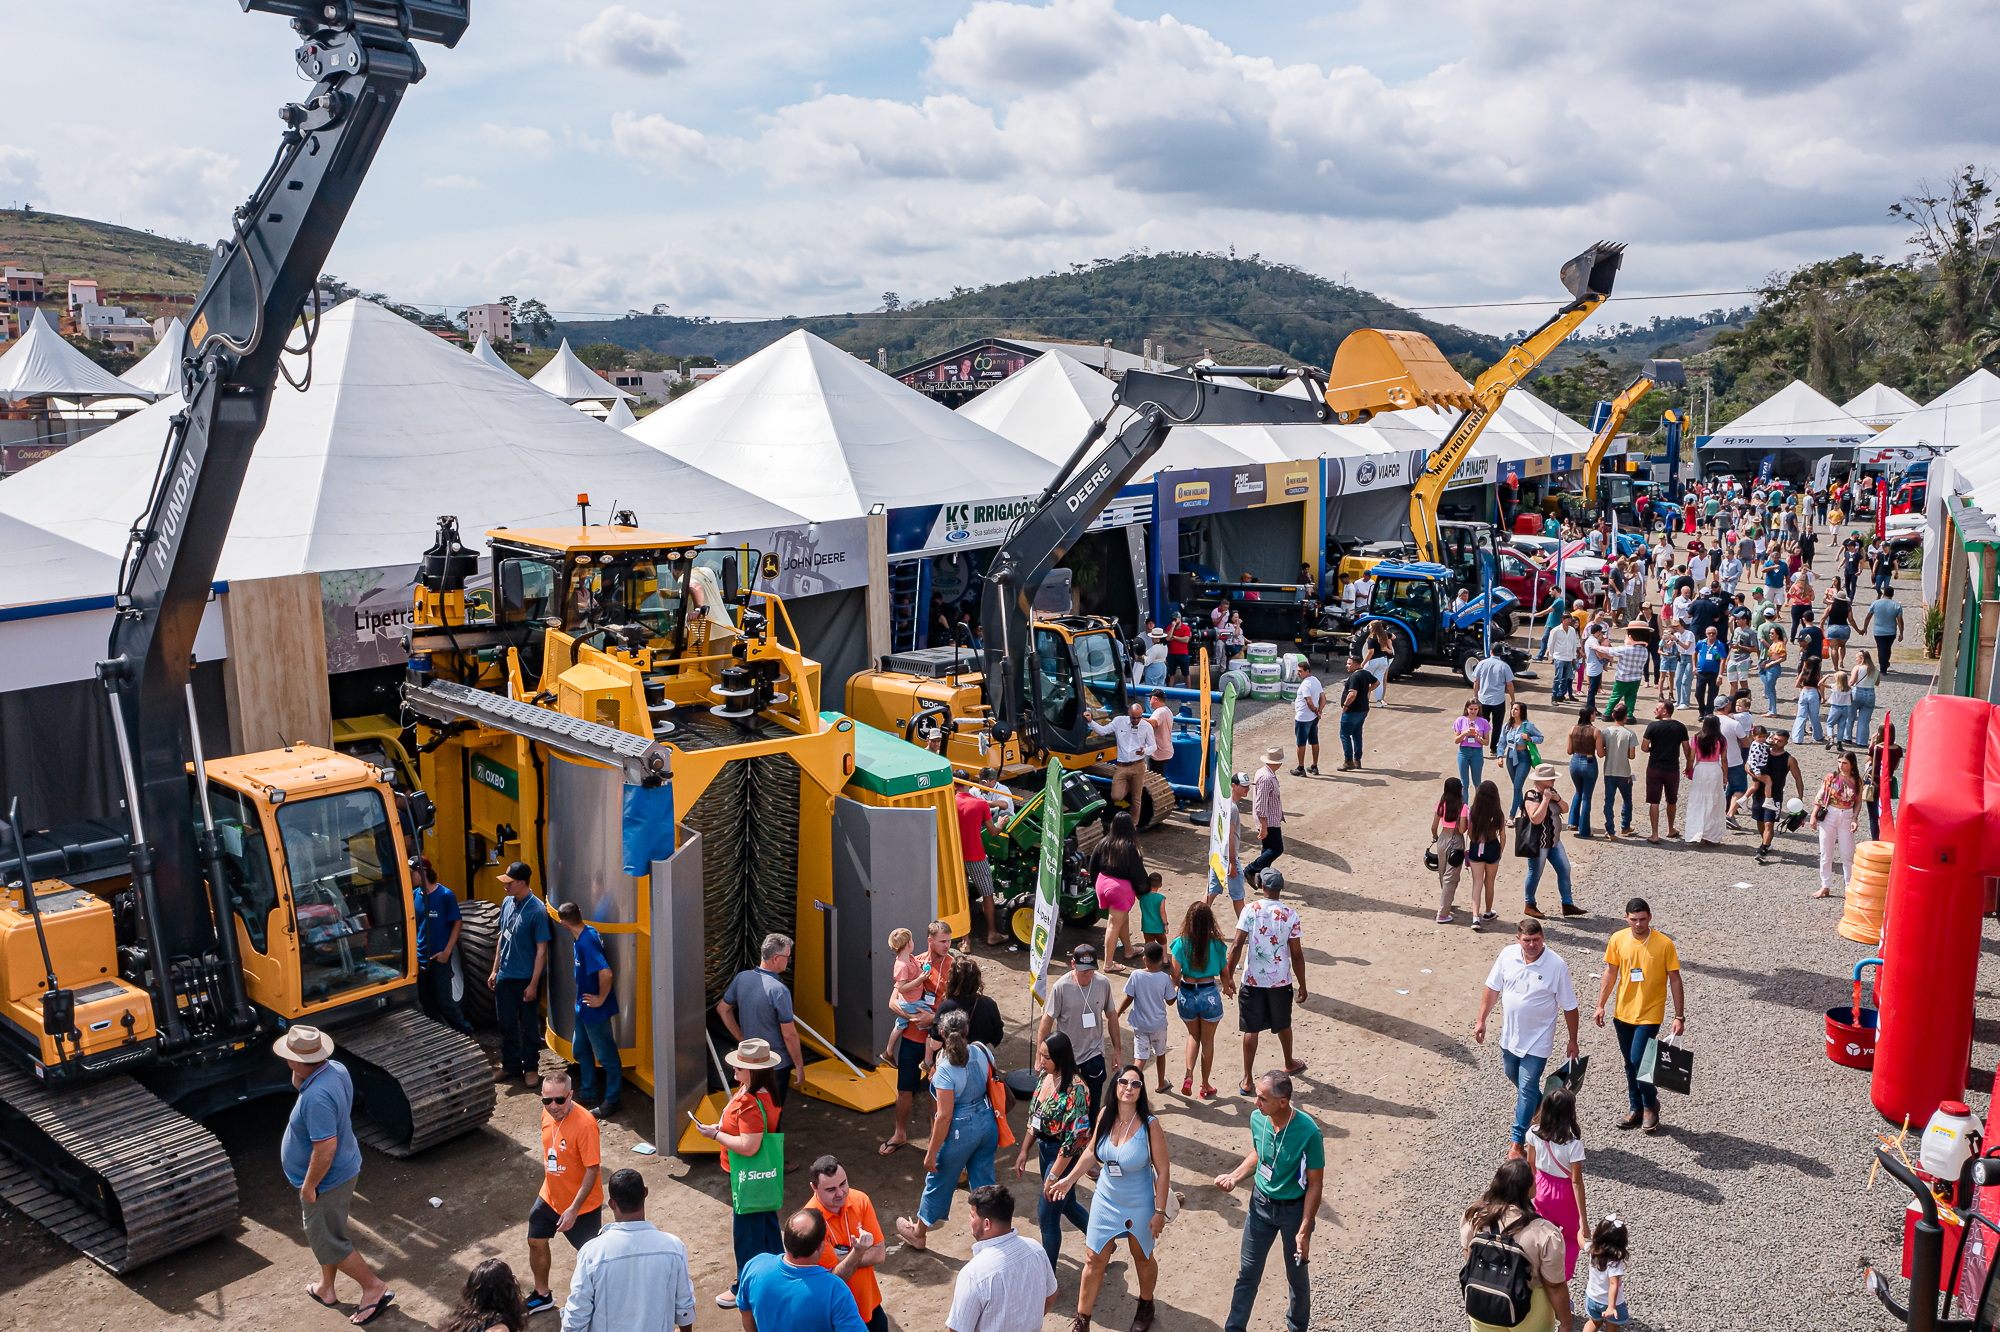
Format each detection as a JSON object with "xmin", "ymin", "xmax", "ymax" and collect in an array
[{"xmin": 402, "ymin": 513, "xmax": 964, "ymax": 1151}]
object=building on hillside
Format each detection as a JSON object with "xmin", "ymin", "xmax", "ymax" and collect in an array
[
  {"xmin": 67, "ymin": 279, "xmax": 99, "ymax": 309},
  {"xmin": 891, "ymin": 337, "xmax": 1171, "ymax": 408},
  {"xmin": 76, "ymin": 302, "xmax": 156, "ymax": 350},
  {"xmin": 688, "ymin": 364, "xmax": 730, "ymax": 384},
  {"xmin": 609, "ymin": 369, "xmax": 679, "ymax": 398},
  {"xmin": 5, "ymin": 270, "xmax": 47, "ymax": 306},
  {"xmin": 464, "ymin": 302, "xmax": 512, "ymax": 346}
]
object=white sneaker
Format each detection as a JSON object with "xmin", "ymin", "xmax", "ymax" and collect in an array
[{"xmin": 715, "ymin": 1289, "xmax": 737, "ymax": 1309}]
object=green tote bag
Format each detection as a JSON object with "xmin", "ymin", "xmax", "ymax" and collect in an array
[{"xmin": 729, "ymin": 1096, "xmax": 785, "ymax": 1214}]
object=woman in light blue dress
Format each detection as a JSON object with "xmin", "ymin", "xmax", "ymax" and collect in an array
[{"xmin": 1047, "ymin": 1064, "xmax": 1170, "ymax": 1332}]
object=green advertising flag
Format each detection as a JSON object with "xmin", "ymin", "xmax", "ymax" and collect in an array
[
  {"xmin": 1208, "ymin": 673, "xmax": 1242, "ymax": 883},
  {"xmin": 1028, "ymin": 756, "xmax": 1066, "ymax": 1005}
]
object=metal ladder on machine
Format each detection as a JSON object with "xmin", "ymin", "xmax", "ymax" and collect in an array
[{"xmin": 889, "ymin": 559, "xmax": 928, "ymax": 653}]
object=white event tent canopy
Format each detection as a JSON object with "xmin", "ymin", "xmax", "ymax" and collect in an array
[
  {"xmin": 471, "ymin": 332, "xmax": 518, "ymax": 376},
  {"xmin": 957, "ymin": 347, "xmax": 1112, "ymax": 461},
  {"xmin": 1844, "ymin": 382, "xmax": 1921, "ymax": 432},
  {"xmin": 626, "ymin": 329, "xmax": 1057, "ymax": 520},
  {"xmin": 603, "ymin": 396, "xmax": 638, "ymax": 431},
  {"xmin": 0, "ymin": 309, "xmax": 150, "ymax": 403},
  {"xmin": 529, "ymin": 338, "xmax": 635, "ymax": 403},
  {"xmin": 1863, "ymin": 369, "xmax": 2000, "ymax": 462},
  {"xmin": 118, "ymin": 317, "xmax": 188, "ymax": 397},
  {"xmin": 0, "ymin": 300, "xmax": 806, "ymax": 594},
  {"xmin": 1700, "ymin": 380, "xmax": 1872, "ymax": 453}
]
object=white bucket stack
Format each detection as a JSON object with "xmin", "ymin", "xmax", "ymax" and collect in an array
[{"xmin": 1249, "ymin": 660, "xmax": 1284, "ymax": 701}]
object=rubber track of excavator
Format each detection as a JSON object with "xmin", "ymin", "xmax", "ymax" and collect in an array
[
  {"xmin": 340, "ymin": 1008, "xmax": 496, "ymax": 1156},
  {"xmin": 1084, "ymin": 766, "xmax": 1181, "ymax": 831},
  {"xmin": 0, "ymin": 1062, "xmax": 238, "ymax": 1273}
]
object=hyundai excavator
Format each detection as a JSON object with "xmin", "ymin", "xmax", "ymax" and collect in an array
[
  {"xmin": 1580, "ymin": 358, "xmax": 1684, "ymax": 519},
  {"xmin": 845, "ymin": 325, "xmax": 1480, "ymax": 828},
  {"xmin": 0, "ymin": 0, "xmax": 490, "ymax": 1275},
  {"xmin": 1405, "ymin": 243, "xmax": 1625, "ymax": 566}
]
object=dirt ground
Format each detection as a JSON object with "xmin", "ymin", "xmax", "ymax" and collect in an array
[{"xmin": 6, "ymin": 663, "xmax": 1584, "ymax": 1332}]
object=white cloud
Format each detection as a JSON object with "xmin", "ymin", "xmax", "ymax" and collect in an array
[
  {"xmin": 477, "ymin": 123, "xmax": 553, "ymax": 156},
  {"xmin": 761, "ymin": 94, "xmax": 1017, "ymax": 183},
  {"xmin": 425, "ymin": 174, "xmax": 486, "ymax": 190},
  {"xmin": 566, "ymin": 6, "xmax": 690, "ymax": 77},
  {"xmin": 610, "ymin": 112, "xmax": 722, "ymax": 173},
  {"xmin": 0, "ymin": 145, "xmax": 41, "ymax": 200}
]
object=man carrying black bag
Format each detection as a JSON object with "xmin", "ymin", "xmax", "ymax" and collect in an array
[{"xmin": 1593, "ymin": 897, "xmax": 1686, "ymax": 1134}]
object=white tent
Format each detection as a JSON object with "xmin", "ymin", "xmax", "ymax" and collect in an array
[
  {"xmin": 1844, "ymin": 382, "xmax": 1920, "ymax": 432},
  {"xmin": 0, "ymin": 309, "xmax": 149, "ymax": 403},
  {"xmin": 1501, "ymin": 388, "xmax": 1596, "ymax": 456},
  {"xmin": 1701, "ymin": 380, "xmax": 1872, "ymax": 452},
  {"xmin": 1865, "ymin": 369, "xmax": 2000, "ymax": 460},
  {"xmin": 119, "ymin": 317, "xmax": 187, "ymax": 396},
  {"xmin": 957, "ymin": 348, "xmax": 1114, "ymax": 462},
  {"xmin": 626, "ymin": 329, "xmax": 1057, "ymax": 520},
  {"xmin": 604, "ymin": 396, "xmax": 638, "ymax": 431},
  {"xmin": 471, "ymin": 332, "xmax": 518, "ymax": 376},
  {"xmin": 0, "ymin": 300, "xmax": 806, "ymax": 585},
  {"xmin": 529, "ymin": 339, "xmax": 635, "ymax": 403}
]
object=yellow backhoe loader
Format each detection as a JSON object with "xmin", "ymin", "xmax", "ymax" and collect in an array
[{"xmin": 1580, "ymin": 359, "xmax": 1684, "ymax": 518}]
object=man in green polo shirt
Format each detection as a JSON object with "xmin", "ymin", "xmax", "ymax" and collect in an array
[{"xmin": 1215, "ymin": 1070, "xmax": 1324, "ymax": 1332}]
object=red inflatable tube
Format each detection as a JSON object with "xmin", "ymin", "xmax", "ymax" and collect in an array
[{"xmin": 1871, "ymin": 696, "xmax": 1999, "ymax": 1126}]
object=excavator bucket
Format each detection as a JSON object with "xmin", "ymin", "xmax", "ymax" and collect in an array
[
  {"xmin": 1559, "ymin": 242, "xmax": 1625, "ymax": 302},
  {"xmin": 1322, "ymin": 328, "xmax": 1479, "ymax": 421},
  {"xmin": 1644, "ymin": 358, "xmax": 1687, "ymax": 387}
]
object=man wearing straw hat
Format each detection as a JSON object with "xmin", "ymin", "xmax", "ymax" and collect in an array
[
  {"xmin": 1245, "ymin": 748, "xmax": 1287, "ymax": 881},
  {"xmin": 280, "ymin": 1025, "xmax": 394, "ymax": 1324}
]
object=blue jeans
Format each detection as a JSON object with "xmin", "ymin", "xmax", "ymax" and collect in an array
[
  {"xmin": 917, "ymin": 1108, "xmax": 997, "ymax": 1225},
  {"xmin": 1791, "ymin": 688, "xmax": 1825, "ymax": 743},
  {"xmin": 575, "ymin": 1017, "xmax": 622, "ymax": 1107},
  {"xmin": 1614, "ymin": 1018, "xmax": 1662, "ymax": 1112},
  {"xmin": 1568, "ymin": 756, "xmax": 1597, "ymax": 834},
  {"xmin": 1457, "ymin": 745, "xmax": 1485, "ymax": 791},
  {"xmin": 1830, "ymin": 703, "xmax": 1854, "ymax": 745},
  {"xmin": 1036, "ymin": 1137, "xmax": 1090, "ymax": 1270},
  {"xmin": 1853, "ymin": 686, "xmax": 1877, "ymax": 745},
  {"xmin": 1339, "ymin": 712, "xmax": 1364, "ymax": 765},
  {"xmin": 1524, "ymin": 841, "xmax": 1574, "ymax": 906},
  {"xmin": 494, "ymin": 976, "xmax": 542, "ymax": 1077},
  {"xmin": 1601, "ymin": 774, "xmax": 1633, "ymax": 833},
  {"xmin": 1551, "ymin": 661, "xmax": 1575, "ymax": 702},
  {"xmin": 1224, "ymin": 1191, "xmax": 1310, "ymax": 1332},
  {"xmin": 1660, "ymin": 652, "xmax": 1681, "ymax": 695},
  {"xmin": 1760, "ymin": 663, "xmax": 1783, "ymax": 713},
  {"xmin": 1508, "ymin": 752, "xmax": 1533, "ymax": 816},
  {"xmin": 732, "ymin": 1208, "xmax": 781, "ymax": 1290},
  {"xmin": 1674, "ymin": 655, "xmax": 1694, "ymax": 707},
  {"xmin": 1501, "ymin": 1049, "xmax": 1549, "ymax": 1145}
]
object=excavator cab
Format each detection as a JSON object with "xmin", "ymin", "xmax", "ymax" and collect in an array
[{"xmin": 1029, "ymin": 622, "xmax": 1129, "ymax": 755}]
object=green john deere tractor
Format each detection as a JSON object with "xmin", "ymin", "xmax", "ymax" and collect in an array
[{"xmin": 988, "ymin": 767, "xmax": 1110, "ymax": 946}]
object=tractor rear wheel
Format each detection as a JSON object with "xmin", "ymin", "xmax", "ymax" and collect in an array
[
  {"xmin": 1382, "ymin": 623, "xmax": 1419, "ymax": 680},
  {"xmin": 1011, "ymin": 903, "xmax": 1039, "ymax": 947}
]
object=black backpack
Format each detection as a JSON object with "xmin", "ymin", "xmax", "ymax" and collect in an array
[{"xmin": 1460, "ymin": 1216, "xmax": 1536, "ymax": 1326}]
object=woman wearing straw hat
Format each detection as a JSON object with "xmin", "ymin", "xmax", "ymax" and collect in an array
[
  {"xmin": 1520, "ymin": 765, "xmax": 1584, "ymax": 921},
  {"xmin": 691, "ymin": 1038, "xmax": 785, "ymax": 1310}
]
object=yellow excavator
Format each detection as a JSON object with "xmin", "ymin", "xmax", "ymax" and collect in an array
[
  {"xmin": 1406, "ymin": 243, "xmax": 1625, "ymax": 565},
  {"xmin": 1580, "ymin": 359, "xmax": 1684, "ymax": 518},
  {"xmin": 0, "ymin": 0, "xmax": 488, "ymax": 1275}
]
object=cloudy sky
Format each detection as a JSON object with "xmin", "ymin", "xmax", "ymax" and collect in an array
[{"xmin": 7, "ymin": 0, "xmax": 1995, "ymax": 335}]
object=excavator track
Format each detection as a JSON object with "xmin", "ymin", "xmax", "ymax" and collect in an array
[
  {"xmin": 339, "ymin": 1008, "xmax": 496, "ymax": 1156},
  {"xmin": 1083, "ymin": 765, "xmax": 1181, "ymax": 831},
  {"xmin": 0, "ymin": 1062, "xmax": 238, "ymax": 1274}
]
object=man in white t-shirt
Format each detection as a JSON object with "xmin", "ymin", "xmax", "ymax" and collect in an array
[
  {"xmin": 1290, "ymin": 668, "xmax": 1325, "ymax": 776},
  {"xmin": 1146, "ymin": 690, "xmax": 1176, "ymax": 776},
  {"xmin": 1472, "ymin": 918, "xmax": 1579, "ymax": 1157}
]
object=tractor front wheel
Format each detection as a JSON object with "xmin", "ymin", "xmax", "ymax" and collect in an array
[{"xmin": 1011, "ymin": 903, "xmax": 1039, "ymax": 947}]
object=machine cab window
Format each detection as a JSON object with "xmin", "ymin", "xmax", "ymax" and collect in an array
[
  {"xmin": 1033, "ymin": 626, "xmax": 1128, "ymax": 753},
  {"xmin": 276, "ymin": 788, "xmax": 410, "ymax": 1004},
  {"xmin": 1373, "ymin": 577, "xmax": 1440, "ymax": 640},
  {"xmin": 206, "ymin": 783, "xmax": 279, "ymax": 954}
]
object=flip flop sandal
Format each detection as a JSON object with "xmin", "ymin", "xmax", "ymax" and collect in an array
[
  {"xmin": 305, "ymin": 1289, "xmax": 341, "ymax": 1310},
  {"xmin": 351, "ymin": 1293, "xmax": 395, "ymax": 1326},
  {"xmin": 1238, "ymin": 1083, "xmax": 1255, "ymax": 1096},
  {"xmin": 877, "ymin": 1139, "xmax": 907, "ymax": 1156},
  {"xmin": 1181, "ymin": 1075, "xmax": 1193, "ymax": 1096},
  {"xmin": 1200, "ymin": 1084, "xmax": 1219, "ymax": 1099},
  {"xmin": 1284, "ymin": 1060, "xmax": 1308, "ymax": 1075}
]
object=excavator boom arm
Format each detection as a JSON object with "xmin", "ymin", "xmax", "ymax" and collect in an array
[
  {"xmin": 1581, "ymin": 359, "xmax": 1685, "ymax": 506},
  {"xmin": 1406, "ymin": 242, "xmax": 1624, "ymax": 563}
]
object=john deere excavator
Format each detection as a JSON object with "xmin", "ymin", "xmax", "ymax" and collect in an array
[
  {"xmin": 1581, "ymin": 358, "xmax": 1685, "ymax": 519},
  {"xmin": 845, "ymin": 324, "xmax": 1481, "ymax": 827},
  {"xmin": 0, "ymin": 0, "xmax": 491, "ymax": 1274},
  {"xmin": 1406, "ymin": 242, "xmax": 1625, "ymax": 565}
]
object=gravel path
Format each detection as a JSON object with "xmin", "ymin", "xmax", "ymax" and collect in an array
[{"xmin": 1313, "ymin": 546, "xmax": 1995, "ymax": 1331}]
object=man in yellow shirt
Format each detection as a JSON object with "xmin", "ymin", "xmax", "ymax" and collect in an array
[{"xmin": 1593, "ymin": 897, "xmax": 1685, "ymax": 1134}]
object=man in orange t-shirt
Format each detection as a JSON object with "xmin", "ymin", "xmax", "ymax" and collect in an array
[
  {"xmin": 525, "ymin": 1070, "xmax": 603, "ymax": 1315},
  {"xmin": 804, "ymin": 1154, "xmax": 888, "ymax": 1332}
]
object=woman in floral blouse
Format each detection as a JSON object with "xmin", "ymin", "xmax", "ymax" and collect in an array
[
  {"xmin": 1811, "ymin": 751, "xmax": 1862, "ymax": 900},
  {"xmin": 1013, "ymin": 1030, "xmax": 1094, "ymax": 1270}
]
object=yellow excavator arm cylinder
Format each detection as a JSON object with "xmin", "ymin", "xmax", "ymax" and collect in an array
[{"xmin": 1406, "ymin": 242, "xmax": 1624, "ymax": 565}]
